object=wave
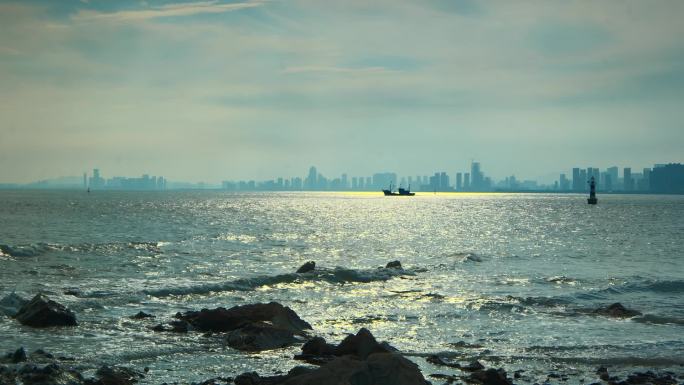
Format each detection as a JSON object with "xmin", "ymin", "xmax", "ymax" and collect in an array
[
  {"xmin": 0, "ymin": 241, "xmax": 164, "ymax": 258},
  {"xmin": 144, "ymin": 266, "xmax": 416, "ymax": 297}
]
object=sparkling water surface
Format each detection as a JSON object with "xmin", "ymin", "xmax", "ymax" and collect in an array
[{"xmin": 1, "ymin": 190, "xmax": 683, "ymax": 384}]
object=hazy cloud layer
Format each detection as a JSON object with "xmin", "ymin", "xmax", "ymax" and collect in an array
[{"xmin": 1, "ymin": 0, "xmax": 683, "ymax": 183}]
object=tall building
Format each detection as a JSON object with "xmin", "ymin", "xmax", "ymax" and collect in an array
[
  {"xmin": 456, "ymin": 172, "xmax": 463, "ymax": 191},
  {"xmin": 607, "ymin": 166, "xmax": 619, "ymax": 188},
  {"xmin": 464, "ymin": 173, "xmax": 470, "ymax": 191},
  {"xmin": 305, "ymin": 166, "xmax": 317, "ymax": 190},
  {"xmin": 624, "ymin": 167, "xmax": 633, "ymax": 191},
  {"xmin": 471, "ymin": 161, "xmax": 483, "ymax": 190},
  {"xmin": 559, "ymin": 174, "xmax": 570, "ymax": 190},
  {"xmin": 579, "ymin": 169, "xmax": 587, "ymax": 191},
  {"xmin": 650, "ymin": 163, "xmax": 684, "ymax": 193},
  {"xmin": 572, "ymin": 168, "xmax": 581, "ymax": 191}
]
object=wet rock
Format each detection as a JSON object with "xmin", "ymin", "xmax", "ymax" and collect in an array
[
  {"xmin": 191, "ymin": 377, "xmax": 233, "ymax": 385},
  {"xmin": 177, "ymin": 302, "xmax": 311, "ymax": 334},
  {"xmin": 87, "ymin": 365, "xmax": 144, "ymax": 385},
  {"xmin": 15, "ymin": 294, "xmax": 77, "ymax": 327},
  {"xmin": 385, "ymin": 260, "xmax": 402, "ymax": 269},
  {"xmin": 612, "ymin": 371, "xmax": 678, "ymax": 385},
  {"xmin": 226, "ymin": 322, "xmax": 299, "ymax": 351},
  {"xmin": 1, "ymin": 362, "xmax": 85, "ymax": 385},
  {"xmin": 426, "ymin": 355, "xmax": 460, "ymax": 369},
  {"xmin": 130, "ymin": 311, "xmax": 155, "ymax": 319},
  {"xmin": 296, "ymin": 261, "xmax": 316, "ymax": 274},
  {"xmin": 236, "ymin": 353, "xmax": 427, "ymax": 385},
  {"xmin": 10, "ymin": 347, "xmax": 27, "ymax": 363},
  {"xmin": 0, "ymin": 292, "xmax": 29, "ymax": 317},
  {"xmin": 301, "ymin": 337, "xmax": 336, "ymax": 356},
  {"xmin": 334, "ymin": 328, "xmax": 394, "ymax": 359},
  {"xmin": 468, "ymin": 368, "xmax": 514, "ymax": 385},
  {"xmin": 594, "ymin": 303, "xmax": 642, "ymax": 318}
]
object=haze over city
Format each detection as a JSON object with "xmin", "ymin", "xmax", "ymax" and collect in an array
[{"xmin": 1, "ymin": 0, "xmax": 683, "ymax": 184}]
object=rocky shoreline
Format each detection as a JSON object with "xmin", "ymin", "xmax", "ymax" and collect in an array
[{"xmin": 1, "ymin": 261, "xmax": 683, "ymax": 385}]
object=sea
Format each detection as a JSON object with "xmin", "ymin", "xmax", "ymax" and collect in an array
[{"xmin": 1, "ymin": 190, "xmax": 683, "ymax": 384}]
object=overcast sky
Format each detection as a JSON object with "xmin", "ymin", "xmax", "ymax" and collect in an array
[{"xmin": 1, "ymin": 0, "xmax": 683, "ymax": 183}]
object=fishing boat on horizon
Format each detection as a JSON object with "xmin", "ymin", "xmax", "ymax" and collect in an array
[{"xmin": 382, "ymin": 183, "xmax": 415, "ymax": 196}]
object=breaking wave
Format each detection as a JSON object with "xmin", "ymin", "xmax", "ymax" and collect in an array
[{"xmin": 0, "ymin": 241, "xmax": 164, "ymax": 258}]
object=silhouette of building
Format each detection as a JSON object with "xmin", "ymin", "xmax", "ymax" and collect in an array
[
  {"xmin": 650, "ymin": 163, "xmax": 684, "ymax": 194},
  {"xmin": 624, "ymin": 167, "xmax": 633, "ymax": 191},
  {"xmin": 463, "ymin": 173, "xmax": 470, "ymax": 191},
  {"xmin": 456, "ymin": 172, "xmax": 463, "ymax": 191}
]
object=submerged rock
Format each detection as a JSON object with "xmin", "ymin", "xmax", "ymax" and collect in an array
[
  {"xmin": 0, "ymin": 292, "xmax": 29, "ymax": 317},
  {"xmin": 130, "ymin": 311, "xmax": 155, "ymax": 320},
  {"xmin": 15, "ymin": 294, "xmax": 77, "ymax": 327},
  {"xmin": 385, "ymin": 260, "xmax": 402, "ymax": 269},
  {"xmin": 594, "ymin": 303, "xmax": 642, "ymax": 318},
  {"xmin": 296, "ymin": 261, "xmax": 316, "ymax": 274}
]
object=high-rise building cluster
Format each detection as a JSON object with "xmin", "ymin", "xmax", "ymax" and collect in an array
[
  {"xmin": 85, "ymin": 169, "xmax": 167, "ymax": 190},
  {"xmin": 563, "ymin": 163, "xmax": 684, "ymax": 194},
  {"xmin": 222, "ymin": 162, "xmax": 684, "ymax": 194},
  {"xmin": 222, "ymin": 161, "xmax": 496, "ymax": 192}
]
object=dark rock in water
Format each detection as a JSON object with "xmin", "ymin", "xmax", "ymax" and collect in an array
[
  {"xmin": 334, "ymin": 327, "xmax": 394, "ymax": 359},
  {"xmin": 226, "ymin": 322, "xmax": 299, "ymax": 351},
  {"xmin": 296, "ymin": 261, "xmax": 316, "ymax": 274},
  {"xmin": 10, "ymin": 347, "xmax": 27, "ymax": 363},
  {"xmin": 191, "ymin": 377, "xmax": 233, "ymax": 385},
  {"xmin": 426, "ymin": 355, "xmax": 461, "ymax": 369},
  {"xmin": 63, "ymin": 289, "xmax": 83, "ymax": 297},
  {"xmin": 385, "ymin": 260, "xmax": 402, "ymax": 269},
  {"xmin": 15, "ymin": 294, "xmax": 77, "ymax": 327},
  {"xmin": 235, "ymin": 353, "xmax": 427, "ymax": 385},
  {"xmin": 594, "ymin": 303, "xmax": 642, "ymax": 318},
  {"xmin": 301, "ymin": 337, "xmax": 336, "ymax": 356},
  {"xmin": 469, "ymin": 368, "xmax": 514, "ymax": 385},
  {"xmin": 0, "ymin": 362, "xmax": 85, "ymax": 385},
  {"xmin": 153, "ymin": 320, "xmax": 191, "ymax": 333},
  {"xmin": 615, "ymin": 371, "xmax": 678, "ymax": 385},
  {"xmin": 88, "ymin": 365, "xmax": 144, "ymax": 385},
  {"xmin": 130, "ymin": 311, "xmax": 155, "ymax": 320},
  {"xmin": 0, "ymin": 292, "xmax": 29, "ymax": 317},
  {"xmin": 175, "ymin": 302, "xmax": 310, "ymax": 352},
  {"xmin": 177, "ymin": 302, "xmax": 311, "ymax": 334}
]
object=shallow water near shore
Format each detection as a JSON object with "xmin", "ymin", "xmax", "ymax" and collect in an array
[{"xmin": 1, "ymin": 190, "xmax": 683, "ymax": 384}]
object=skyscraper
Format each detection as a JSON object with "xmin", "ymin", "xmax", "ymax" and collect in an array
[
  {"xmin": 572, "ymin": 168, "xmax": 581, "ymax": 191},
  {"xmin": 464, "ymin": 173, "xmax": 470, "ymax": 191},
  {"xmin": 456, "ymin": 172, "xmax": 463, "ymax": 191},
  {"xmin": 624, "ymin": 167, "xmax": 633, "ymax": 191},
  {"xmin": 305, "ymin": 166, "xmax": 317, "ymax": 190}
]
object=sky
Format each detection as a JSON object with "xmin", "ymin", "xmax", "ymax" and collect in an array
[{"xmin": 1, "ymin": 0, "xmax": 683, "ymax": 184}]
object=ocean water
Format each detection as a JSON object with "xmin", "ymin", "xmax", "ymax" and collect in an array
[{"xmin": 1, "ymin": 190, "xmax": 683, "ymax": 384}]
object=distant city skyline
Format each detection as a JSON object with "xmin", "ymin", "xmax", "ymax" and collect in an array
[
  {"xmin": 6, "ymin": 161, "xmax": 683, "ymax": 195},
  {"xmin": 1, "ymin": 1, "xmax": 684, "ymax": 184}
]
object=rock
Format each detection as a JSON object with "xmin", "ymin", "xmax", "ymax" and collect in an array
[
  {"xmin": 594, "ymin": 303, "xmax": 642, "ymax": 318},
  {"xmin": 301, "ymin": 337, "xmax": 336, "ymax": 356},
  {"xmin": 177, "ymin": 302, "xmax": 311, "ymax": 334},
  {"xmin": 88, "ymin": 365, "xmax": 144, "ymax": 385},
  {"xmin": 235, "ymin": 353, "xmax": 427, "ymax": 385},
  {"xmin": 296, "ymin": 261, "xmax": 316, "ymax": 274},
  {"xmin": 130, "ymin": 311, "xmax": 155, "ymax": 319},
  {"xmin": 334, "ymin": 328, "xmax": 394, "ymax": 359},
  {"xmin": 385, "ymin": 260, "xmax": 402, "ymax": 269},
  {"xmin": 2, "ymin": 363, "xmax": 85, "ymax": 385},
  {"xmin": 226, "ymin": 322, "xmax": 299, "ymax": 351},
  {"xmin": 469, "ymin": 368, "xmax": 513, "ymax": 385},
  {"xmin": 11, "ymin": 347, "xmax": 27, "ymax": 363},
  {"xmin": 15, "ymin": 294, "xmax": 77, "ymax": 327},
  {"xmin": 0, "ymin": 292, "xmax": 29, "ymax": 317}
]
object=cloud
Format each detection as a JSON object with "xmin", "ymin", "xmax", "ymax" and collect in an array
[
  {"xmin": 71, "ymin": 0, "xmax": 264, "ymax": 23},
  {"xmin": 282, "ymin": 66, "xmax": 393, "ymax": 74}
]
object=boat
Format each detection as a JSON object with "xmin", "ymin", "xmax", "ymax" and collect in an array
[
  {"xmin": 587, "ymin": 176, "xmax": 597, "ymax": 204},
  {"xmin": 382, "ymin": 183, "xmax": 415, "ymax": 196}
]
